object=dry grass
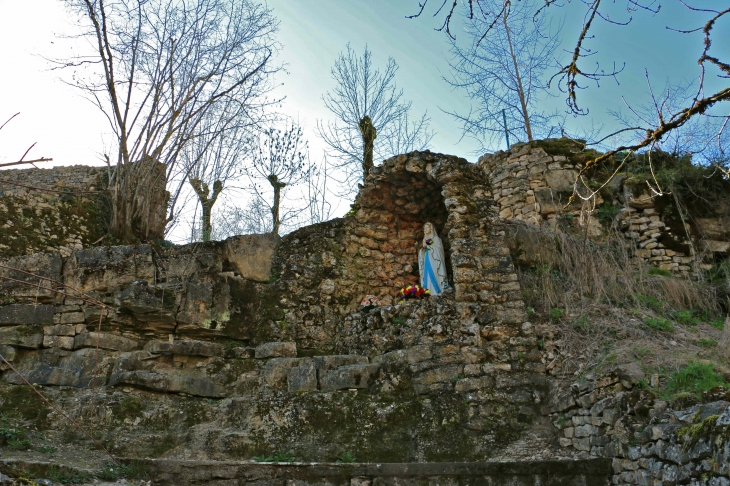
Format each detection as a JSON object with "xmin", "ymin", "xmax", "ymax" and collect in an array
[{"xmin": 508, "ymin": 223, "xmax": 730, "ymax": 380}]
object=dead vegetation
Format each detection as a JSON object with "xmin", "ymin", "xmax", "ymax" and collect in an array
[{"xmin": 509, "ymin": 223, "xmax": 730, "ymax": 386}]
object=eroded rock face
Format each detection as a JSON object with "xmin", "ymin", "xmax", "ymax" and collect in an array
[
  {"xmin": 223, "ymin": 233, "xmax": 279, "ymax": 282},
  {"xmin": 0, "ymin": 151, "xmax": 552, "ymax": 463}
]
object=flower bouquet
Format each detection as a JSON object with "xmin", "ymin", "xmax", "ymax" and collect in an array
[
  {"xmin": 398, "ymin": 284, "xmax": 430, "ymax": 303},
  {"xmin": 360, "ymin": 295, "xmax": 380, "ymax": 311}
]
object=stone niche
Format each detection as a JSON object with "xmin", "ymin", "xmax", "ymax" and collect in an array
[
  {"xmin": 349, "ymin": 157, "xmax": 451, "ymax": 301},
  {"xmin": 326, "ymin": 150, "xmax": 504, "ymax": 307}
]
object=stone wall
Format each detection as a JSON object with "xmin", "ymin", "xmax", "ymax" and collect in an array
[
  {"xmin": 121, "ymin": 458, "xmax": 612, "ymax": 485},
  {"xmin": 478, "ymin": 140, "xmax": 730, "ymax": 277},
  {"xmin": 0, "ymin": 165, "xmax": 109, "ymax": 257},
  {"xmin": 546, "ymin": 365, "xmax": 730, "ymax": 485},
  {"xmin": 0, "ymin": 152, "xmax": 554, "ymax": 463}
]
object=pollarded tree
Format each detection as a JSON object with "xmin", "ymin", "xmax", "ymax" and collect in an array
[
  {"xmin": 60, "ymin": 0, "xmax": 280, "ymax": 242},
  {"xmin": 183, "ymin": 99, "xmax": 261, "ymax": 242},
  {"xmin": 248, "ymin": 122, "xmax": 310, "ymax": 235},
  {"xmin": 317, "ymin": 44, "xmax": 434, "ymax": 190},
  {"xmin": 444, "ymin": 0, "xmax": 561, "ymax": 150}
]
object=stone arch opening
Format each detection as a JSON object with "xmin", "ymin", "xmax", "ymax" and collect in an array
[{"xmin": 350, "ymin": 159, "xmax": 451, "ymax": 302}]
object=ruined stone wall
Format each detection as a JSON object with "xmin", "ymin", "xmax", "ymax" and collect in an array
[
  {"xmin": 478, "ymin": 140, "xmax": 730, "ymax": 277},
  {"xmin": 0, "ymin": 165, "xmax": 109, "ymax": 258},
  {"xmin": 0, "ymin": 152, "xmax": 555, "ymax": 463},
  {"xmin": 547, "ymin": 367, "xmax": 730, "ymax": 485}
]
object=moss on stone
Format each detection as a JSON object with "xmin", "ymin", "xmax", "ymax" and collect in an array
[{"xmin": 0, "ymin": 385, "xmax": 52, "ymax": 429}]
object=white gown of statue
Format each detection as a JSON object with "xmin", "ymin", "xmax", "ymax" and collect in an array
[{"xmin": 418, "ymin": 223, "xmax": 448, "ymax": 295}]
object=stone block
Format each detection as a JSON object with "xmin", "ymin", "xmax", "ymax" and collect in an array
[
  {"xmin": 572, "ymin": 437, "xmax": 590, "ymax": 451},
  {"xmin": 43, "ymin": 324, "xmax": 76, "ymax": 336},
  {"xmin": 319, "ymin": 364, "xmax": 379, "ymax": 391},
  {"xmin": 454, "ymin": 376, "xmax": 493, "ymax": 392},
  {"xmin": 59, "ymin": 312, "xmax": 86, "ymax": 324},
  {"xmin": 64, "ymin": 245, "xmax": 155, "ymax": 293},
  {"xmin": 43, "ymin": 335, "xmax": 74, "ymax": 350},
  {"xmin": 0, "ymin": 345, "xmax": 15, "ymax": 362},
  {"xmin": 110, "ymin": 370, "xmax": 226, "ymax": 398},
  {"xmin": 0, "ymin": 252, "xmax": 63, "ymax": 302},
  {"xmin": 223, "ymin": 233, "xmax": 280, "ymax": 282},
  {"xmin": 146, "ymin": 339, "xmax": 225, "ymax": 357},
  {"xmin": 0, "ymin": 326, "xmax": 43, "ymax": 349},
  {"xmin": 262, "ymin": 358, "xmax": 300, "ymax": 388},
  {"xmin": 544, "ymin": 169, "xmax": 578, "ymax": 192},
  {"xmin": 0, "ymin": 305, "xmax": 54, "ymax": 326},
  {"xmin": 414, "ymin": 365, "xmax": 462, "ymax": 386},
  {"xmin": 74, "ymin": 332, "xmax": 138, "ymax": 352},
  {"xmin": 287, "ymin": 361, "xmax": 317, "ymax": 392},
  {"xmin": 313, "ymin": 355, "xmax": 369, "ymax": 369},
  {"xmin": 255, "ymin": 342, "xmax": 297, "ymax": 359}
]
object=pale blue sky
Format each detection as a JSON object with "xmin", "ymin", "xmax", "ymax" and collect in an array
[
  {"xmin": 0, "ymin": 0, "xmax": 727, "ymax": 240},
  {"xmin": 0, "ymin": 0, "xmax": 726, "ymax": 166}
]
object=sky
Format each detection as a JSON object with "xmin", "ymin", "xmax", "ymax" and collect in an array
[{"xmin": 0, "ymin": 0, "xmax": 728, "ymax": 238}]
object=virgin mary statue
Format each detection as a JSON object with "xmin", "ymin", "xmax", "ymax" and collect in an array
[{"xmin": 418, "ymin": 222, "xmax": 449, "ymax": 295}]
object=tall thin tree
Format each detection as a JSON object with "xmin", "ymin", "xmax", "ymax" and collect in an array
[
  {"xmin": 248, "ymin": 122, "xmax": 309, "ymax": 235},
  {"xmin": 59, "ymin": 0, "xmax": 279, "ymax": 242},
  {"xmin": 444, "ymin": 0, "xmax": 561, "ymax": 150},
  {"xmin": 318, "ymin": 44, "xmax": 434, "ymax": 190}
]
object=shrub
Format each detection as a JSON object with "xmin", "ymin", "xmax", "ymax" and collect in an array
[{"xmin": 672, "ymin": 309, "xmax": 701, "ymax": 326}]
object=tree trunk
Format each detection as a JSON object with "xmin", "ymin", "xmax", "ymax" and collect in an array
[
  {"xmin": 359, "ymin": 116, "xmax": 377, "ymax": 181},
  {"xmin": 189, "ymin": 178, "xmax": 223, "ymax": 241},
  {"xmin": 268, "ymin": 174, "xmax": 286, "ymax": 235},
  {"xmin": 503, "ymin": 10, "xmax": 534, "ymax": 142}
]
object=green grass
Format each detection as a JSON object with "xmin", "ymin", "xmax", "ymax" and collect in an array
[
  {"xmin": 392, "ymin": 316, "xmax": 406, "ymax": 325},
  {"xmin": 643, "ymin": 317, "xmax": 675, "ymax": 332},
  {"xmin": 37, "ymin": 445, "xmax": 57, "ymax": 453},
  {"xmin": 666, "ymin": 362, "xmax": 730, "ymax": 398},
  {"xmin": 47, "ymin": 467, "xmax": 94, "ymax": 484},
  {"xmin": 550, "ymin": 308, "xmax": 564, "ymax": 320},
  {"xmin": 96, "ymin": 462, "xmax": 142, "ymax": 481},
  {"xmin": 635, "ymin": 294, "xmax": 667, "ymax": 313},
  {"xmin": 253, "ymin": 450, "xmax": 296, "ymax": 463},
  {"xmin": 671, "ymin": 309, "xmax": 702, "ymax": 326},
  {"xmin": 648, "ymin": 267, "xmax": 673, "ymax": 277},
  {"xmin": 573, "ymin": 314, "xmax": 592, "ymax": 333},
  {"xmin": 709, "ymin": 319, "xmax": 725, "ymax": 331},
  {"xmin": 336, "ymin": 451, "xmax": 357, "ymax": 463}
]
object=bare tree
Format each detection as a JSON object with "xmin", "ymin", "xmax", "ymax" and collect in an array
[
  {"xmin": 59, "ymin": 0, "xmax": 280, "ymax": 242},
  {"xmin": 407, "ymin": 1, "xmax": 730, "ymax": 180},
  {"xmin": 317, "ymin": 44, "xmax": 434, "ymax": 190},
  {"xmin": 248, "ymin": 122, "xmax": 309, "ymax": 235},
  {"xmin": 610, "ymin": 79, "xmax": 729, "ymax": 162},
  {"xmin": 211, "ymin": 197, "xmax": 272, "ymax": 239},
  {"xmin": 302, "ymin": 153, "xmax": 336, "ymax": 226},
  {"xmin": 0, "ymin": 113, "xmax": 53, "ymax": 168},
  {"xmin": 444, "ymin": 0, "xmax": 561, "ymax": 150},
  {"xmin": 182, "ymin": 101, "xmax": 258, "ymax": 242}
]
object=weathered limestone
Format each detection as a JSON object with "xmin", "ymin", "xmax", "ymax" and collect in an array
[{"xmin": 479, "ymin": 139, "xmax": 730, "ymax": 277}]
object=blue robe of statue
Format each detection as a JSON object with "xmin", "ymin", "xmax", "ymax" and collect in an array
[{"xmin": 418, "ymin": 223, "xmax": 448, "ymax": 295}]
